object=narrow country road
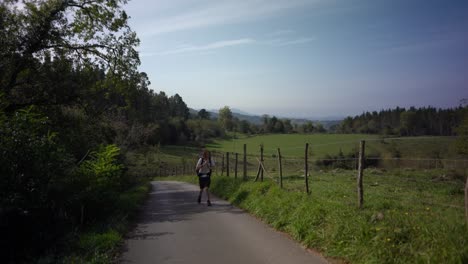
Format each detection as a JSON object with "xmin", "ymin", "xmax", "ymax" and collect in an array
[{"xmin": 119, "ymin": 181, "xmax": 328, "ymax": 264}]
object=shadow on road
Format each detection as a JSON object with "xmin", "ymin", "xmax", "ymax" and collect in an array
[{"xmin": 124, "ymin": 181, "xmax": 245, "ymax": 238}]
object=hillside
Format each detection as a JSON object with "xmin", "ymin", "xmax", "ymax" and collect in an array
[{"xmin": 190, "ymin": 108, "xmax": 342, "ymax": 129}]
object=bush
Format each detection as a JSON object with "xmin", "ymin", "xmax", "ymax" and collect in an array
[{"xmin": 0, "ymin": 106, "xmax": 75, "ymax": 262}]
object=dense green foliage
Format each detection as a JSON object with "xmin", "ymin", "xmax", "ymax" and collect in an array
[
  {"xmin": 337, "ymin": 106, "xmax": 466, "ymax": 136},
  {"xmin": 0, "ymin": 0, "xmax": 193, "ymax": 262}
]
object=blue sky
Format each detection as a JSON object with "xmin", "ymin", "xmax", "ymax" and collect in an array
[{"xmin": 125, "ymin": 0, "xmax": 468, "ymax": 119}]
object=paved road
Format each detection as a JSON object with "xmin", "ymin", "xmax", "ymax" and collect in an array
[{"xmin": 120, "ymin": 181, "xmax": 328, "ymax": 264}]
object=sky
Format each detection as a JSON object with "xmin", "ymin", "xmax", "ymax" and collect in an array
[{"xmin": 125, "ymin": 0, "xmax": 468, "ymax": 119}]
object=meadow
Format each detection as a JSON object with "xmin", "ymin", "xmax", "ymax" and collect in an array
[
  {"xmin": 150, "ymin": 133, "xmax": 467, "ymax": 263},
  {"xmin": 208, "ymin": 134, "xmax": 460, "ymax": 159}
]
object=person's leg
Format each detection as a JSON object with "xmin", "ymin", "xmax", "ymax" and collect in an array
[
  {"xmin": 198, "ymin": 178, "xmax": 203, "ymax": 203},
  {"xmin": 206, "ymin": 188, "xmax": 211, "ymax": 201},
  {"xmin": 206, "ymin": 177, "xmax": 212, "ymax": 206}
]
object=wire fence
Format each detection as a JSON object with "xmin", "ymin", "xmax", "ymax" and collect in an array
[{"xmin": 155, "ymin": 138, "xmax": 468, "ymax": 223}]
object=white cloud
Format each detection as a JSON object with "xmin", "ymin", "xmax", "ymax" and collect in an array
[
  {"xmin": 143, "ymin": 38, "xmax": 255, "ymax": 56},
  {"xmin": 140, "ymin": 35, "xmax": 315, "ymax": 57},
  {"xmin": 266, "ymin": 37, "xmax": 316, "ymax": 46},
  {"xmin": 135, "ymin": 0, "xmax": 320, "ymax": 36}
]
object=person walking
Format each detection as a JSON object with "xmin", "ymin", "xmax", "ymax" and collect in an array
[{"xmin": 196, "ymin": 150, "xmax": 215, "ymax": 206}]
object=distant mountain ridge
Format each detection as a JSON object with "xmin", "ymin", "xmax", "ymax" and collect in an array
[{"xmin": 190, "ymin": 108, "xmax": 342, "ymax": 129}]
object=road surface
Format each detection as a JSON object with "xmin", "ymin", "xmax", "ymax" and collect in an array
[{"xmin": 120, "ymin": 181, "xmax": 328, "ymax": 264}]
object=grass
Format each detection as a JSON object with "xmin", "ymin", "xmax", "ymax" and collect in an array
[
  {"xmin": 165, "ymin": 168, "xmax": 468, "ymax": 264},
  {"xmin": 208, "ymin": 134, "xmax": 460, "ymax": 159},
  {"xmin": 37, "ymin": 182, "xmax": 152, "ymax": 263},
  {"xmin": 209, "ymin": 134, "xmax": 377, "ymax": 157}
]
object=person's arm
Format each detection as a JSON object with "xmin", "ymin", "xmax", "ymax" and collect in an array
[{"xmin": 196, "ymin": 158, "xmax": 202, "ymax": 170}]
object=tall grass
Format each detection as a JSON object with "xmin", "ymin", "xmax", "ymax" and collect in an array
[
  {"xmin": 38, "ymin": 183, "xmax": 151, "ymax": 263},
  {"xmin": 200, "ymin": 170, "xmax": 468, "ymax": 264}
]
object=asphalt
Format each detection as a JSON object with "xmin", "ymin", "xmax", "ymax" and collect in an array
[{"xmin": 119, "ymin": 181, "xmax": 328, "ymax": 264}]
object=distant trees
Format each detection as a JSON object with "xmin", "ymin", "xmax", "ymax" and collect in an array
[
  {"xmin": 197, "ymin": 109, "xmax": 211, "ymax": 119},
  {"xmin": 218, "ymin": 106, "xmax": 234, "ymax": 131},
  {"xmin": 455, "ymin": 101, "xmax": 468, "ymax": 154},
  {"xmin": 337, "ymin": 106, "xmax": 465, "ymax": 136}
]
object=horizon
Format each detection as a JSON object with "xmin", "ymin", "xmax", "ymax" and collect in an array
[
  {"xmin": 198, "ymin": 104, "xmax": 465, "ymax": 122},
  {"xmin": 126, "ymin": 0, "xmax": 468, "ymax": 118}
]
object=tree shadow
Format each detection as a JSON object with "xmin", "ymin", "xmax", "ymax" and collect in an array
[{"xmin": 123, "ymin": 181, "xmax": 245, "ymax": 237}]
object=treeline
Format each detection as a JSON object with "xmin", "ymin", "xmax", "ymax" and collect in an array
[
  {"xmin": 336, "ymin": 106, "xmax": 466, "ymax": 136},
  {"xmin": 203, "ymin": 106, "xmax": 326, "ymax": 135}
]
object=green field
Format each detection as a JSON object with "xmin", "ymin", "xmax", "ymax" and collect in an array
[
  {"xmin": 126, "ymin": 134, "xmax": 463, "ymax": 179},
  {"xmin": 208, "ymin": 134, "xmax": 374, "ymax": 157},
  {"xmin": 208, "ymin": 133, "xmax": 460, "ymax": 159}
]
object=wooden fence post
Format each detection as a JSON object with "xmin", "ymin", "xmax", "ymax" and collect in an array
[
  {"xmin": 226, "ymin": 152, "xmax": 230, "ymax": 177},
  {"xmin": 260, "ymin": 144, "xmax": 264, "ymax": 182},
  {"xmin": 235, "ymin": 153, "xmax": 238, "ymax": 179},
  {"xmin": 465, "ymin": 176, "xmax": 468, "ymax": 224},
  {"xmin": 221, "ymin": 154, "xmax": 225, "ymax": 176},
  {"xmin": 243, "ymin": 144, "xmax": 247, "ymax": 180},
  {"xmin": 358, "ymin": 140, "xmax": 366, "ymax": 209},
  {"xmin": 278, "ymin": 148, "xmax": 283, "ymax": 189},
  {"xmin": 465, "ymin": 161, "xmax": 468, "ymax": 223},
  {"xmin": 305, "ymin": 143, "xmax": 309, "ymax": 194}
]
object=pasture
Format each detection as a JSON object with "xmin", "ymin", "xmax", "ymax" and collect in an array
[
  {"xmin": 149, "ymin": 134, "xmax": 467, "ymax": 263},
  {"xmin": 208, "ymin": 133, "xmax": 461, "ymax": 160}
]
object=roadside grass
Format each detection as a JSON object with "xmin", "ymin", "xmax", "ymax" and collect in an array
[
  {"xmin": 38, "ymin": 182, "xmax": 152, "ymax": 263},
  {"xmin": 166, "ymin": 169, "xmax": 468, "ymax": 264}
]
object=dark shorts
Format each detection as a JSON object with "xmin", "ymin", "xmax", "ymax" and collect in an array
[{"xmin": 198, "ymin": 175, "xmax": 211, "ymax": 189}]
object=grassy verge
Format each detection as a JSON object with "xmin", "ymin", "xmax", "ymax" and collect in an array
[
  {"xmin": 38, "ymin": 182, "xmax": 151, "ymax": 264},
  {"xmin": 198, "ymin": 173, "xmax": 468, "ymax": 263}
]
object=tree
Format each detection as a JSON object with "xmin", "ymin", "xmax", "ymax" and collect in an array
[
  {"xmin": 169, "ymin": 94, "xmax": 189, "ymax": 120},
  {"xmin": 302, "ymin": 121, "xmax": 315, "ymax": 133},
  {"xmin": 218, "ymin": 106, "xmax": 234, "ymax": 131},
  {"xmin": 400, "ymin": 111, "xmax": 417, "ymax": 136},
  {"xmin": 198, "ymin": 109, "xmax": 211, "ymax": 119},
  {"xmin": 455, "ymin": 105, "xmax": 468, "ymax": 155},
  {"xmin": 1, "ymin": 0, "xmax": 140, "ymax": 111},
  {"xmin": 283, "ymin": 119, "xmax": 293, "ymax": 133}
]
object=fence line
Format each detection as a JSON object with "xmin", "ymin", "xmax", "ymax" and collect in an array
[{"xmin": 160, "ymin": 140, "xmax": 468, "ymax": 223}]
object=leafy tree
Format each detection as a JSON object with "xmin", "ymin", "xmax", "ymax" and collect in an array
[
  {"xmin": 198, "ymin": 108, "xmax": 211, "ymax": 119},
  {"xmin": 302, "ymin": 121, "xmax": 315, "ymax": 133},
  {"xmin": 283, "ymin": 119, "xmax": 293, "ymax": 133},
  {"xmin": 169, "ymin": 93, "xmax": 189, "ymax": 120},
  {"xmin": 455, "ymin": 107, "xmax": 468, "ymax": 155},
  {"xmin": 218, "ymin": 106, "xmax": 234, "ymax": 131},
  {"xmin": 1, "ymin": 0, "xmax": 140, "ymax": 111},
  {"xmin": 400, "ymin": 111, "xmax": 417, "ymax": 136}
]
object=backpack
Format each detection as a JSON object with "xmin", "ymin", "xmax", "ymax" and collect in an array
[{"xmin": 196, "ymin": 157, "xmax": 212, "ymax": 176}]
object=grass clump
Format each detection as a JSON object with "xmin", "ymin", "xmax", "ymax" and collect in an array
[{"xmin": 206, "ymin": 173, "xmax": 468, "ymax": 264}]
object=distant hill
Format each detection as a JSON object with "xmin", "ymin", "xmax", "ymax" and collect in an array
[{"xmin": 190, "ymin": 108, "xmax": 342, "ymax": 129}]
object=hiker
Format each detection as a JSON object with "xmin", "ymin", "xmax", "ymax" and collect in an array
[{"xmin": 196, "ymin": 150, "xmax": 215, "ymax": 206}]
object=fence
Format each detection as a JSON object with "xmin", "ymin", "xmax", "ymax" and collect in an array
[{"xmin": 155, "ymin": 140, "xmax": 468, "ymax": 223}]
